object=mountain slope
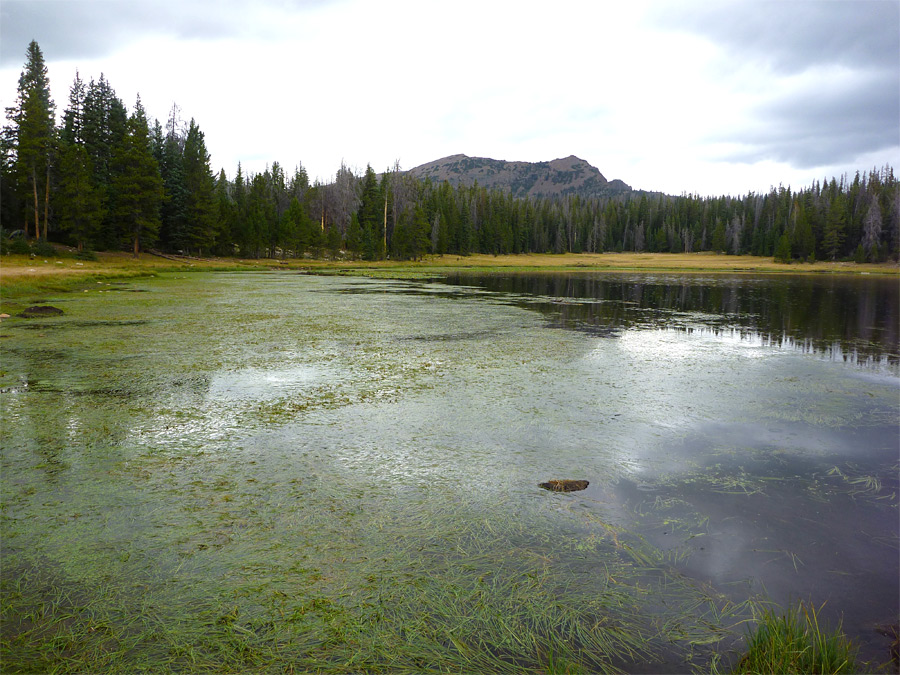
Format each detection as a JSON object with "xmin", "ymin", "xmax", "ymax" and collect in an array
[{"xmin": 407, "ymin": 154, "xmax": 632, "ymax": 199}]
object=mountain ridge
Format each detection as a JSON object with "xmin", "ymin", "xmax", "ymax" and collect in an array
[{"xmin": 406, "ymin": 154, "xmax": 632, "ymax": 199}]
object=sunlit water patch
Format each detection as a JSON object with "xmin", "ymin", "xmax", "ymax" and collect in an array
[{"xmin": 207, "ymin": 364, "xmax": 335, "ymax": 401}]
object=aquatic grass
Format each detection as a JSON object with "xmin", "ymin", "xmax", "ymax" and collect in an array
[
  {"xmin": 752, "ymin": 549, "xmax": 805, "ymax": 572},
  {"xmin": 3, "ymin": 270, "xmax": 897, "ymax": 672},
  {"xmin": 722, "ymin": 601, "xmax": 858, "ymax": 674},
  {"xmin": 1, "ymin": 453, "xmax": 748, "ymax": 673},
  {"xmin": 816, "ymin": 464, "xmax": 899, "ymax": 506},
  {"xmin": 827, "ymin": 465, "xmax": 892, "ymax": 498}
]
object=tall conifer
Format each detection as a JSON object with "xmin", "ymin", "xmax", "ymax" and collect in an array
[
  {"xmin": 6, "ymin": 40, "xmax": 55, "ymax": 239},
  {"xmin": 108, "ymin": 96, "xmax": 163, "ymax": 256},
  {"xmin": 182, "ymin": 119, "xmax": 217, "ymax": 253}
]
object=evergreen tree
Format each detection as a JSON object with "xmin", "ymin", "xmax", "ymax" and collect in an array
[
  {"xmin": 392, "ymin": 205, "xmax": 430, "ymax": 260},
  {"xmin": 711, "ymin": 220, "xmax": 727, "ymax": 252},
  {"xmin": 6, "ymin": 40, "xmax": 56, "ymax": 240},
  {"xmin": 108, "ymin": 97, "xmax": 163, "ymax": 256},
  {"xmin": 0, "ymin": 124, "xmax": 21, "ymax": 231},
  {"xmin": 822, "ymin": 191, "xmax": 847, "ymax": 260},
  {"xmin": 82, "ymin": 74, "xmax": 128, "ymax": 248},
  {"xmin": 231, "ymin": 162, "xmax": 248, "ymax": 253},
  {"xmin": 214, "ymin": 168, "xmax": 232, "ymax": 255},
  {"xmin": 245, "ymin": 172, "xmax": 274, "ymax": 257},
  {"xmin": 149, "ymin": 119, "xmax": 165, "ymax": 164},
  {"xmin": 284, "ymin": 196, "xmax": 316, "ymax": 255},
  {"xmin": 357, "ymin": 164, "xmax": 383, "ymax": 258},
  {"xmin": 56, "ymin": 140, "xmax": 104, "ymax": 250},
  {"xmin": 81, "ymin": 74, "xmax": 126, "ymax": 192},
  {"xmin": 55, "ymin": 71, "xmax": 104, "ymax": 250},
  {"xmin": 60, "ymin": 70, "xmax": 86, "ymax": 146},
  {"xmin": 159, "ymin": 131, "xmax": 188, "ymax": 250},
  {"xmin": 774, "ymin": 231, "xmax": 792, "ymax": 263},
  {"xmin": 182, "ymin": 119, "xmax": 217, "ymax": 253},
  {"xmin": 792, "ymin": 198, "xmax": 815, "ymax": 260},
  {"xmin": 289, "ymin": 164, "xmax": 309, "ymax": 202}
]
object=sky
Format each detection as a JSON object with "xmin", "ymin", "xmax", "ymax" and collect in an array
[{"xmin": 1, "ymin": 0, "xmax": 898, "ymax": 196}]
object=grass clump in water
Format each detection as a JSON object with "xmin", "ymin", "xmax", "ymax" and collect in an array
[{"xmin": 723, "ymin": 601, "xmax": 858, "ymax": 674}]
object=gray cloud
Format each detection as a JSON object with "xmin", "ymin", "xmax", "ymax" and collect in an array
[
  {"xmin": 657, "ymin": 0, "xmax": 899, "ymax": 75},
  {"xmin": 719, "ymin": 76, "xmax": 900, "ymax": 167},
  {"xmin": 0, "ymin": 0, "xmax": 330, "ymax": 66},
  {"xmin": 658, "ymin": 0, "xmax": 900, "ymax": 169}
]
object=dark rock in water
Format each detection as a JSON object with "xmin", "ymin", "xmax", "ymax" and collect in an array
[
  {"xmin": 19, "ymin": 306, "xmax": 64, "ymax": 318},
  {"xmin": 539, "ymin": 479, "xmax": 589, "ymax": 492}
]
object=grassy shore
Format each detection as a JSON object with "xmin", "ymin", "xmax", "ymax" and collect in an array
[{"xmin": 2, "ymin": 249, "xmax": 896, "ymax": 310}]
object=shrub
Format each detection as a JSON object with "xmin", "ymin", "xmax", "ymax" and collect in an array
[
  {"xmin": 7, "ymin": 238, "xmax": 31, "ymax": 255},
  {"xmin": 74, "ymin": 249, "xmax": 98, "ymax": 261},
  {"xmin": 31, "ymin": 240, "xmax": 58, "ymax": 257}
]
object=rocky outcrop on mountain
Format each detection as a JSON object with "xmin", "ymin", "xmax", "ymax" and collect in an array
[{"xmin": 407, "ymin": 154, "xmax": 632, "ymax": 199}]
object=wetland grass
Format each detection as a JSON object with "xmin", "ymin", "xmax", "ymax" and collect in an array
[{"xmin": 714, "ymin": 601, "xmax": 859, "ymax": 674}]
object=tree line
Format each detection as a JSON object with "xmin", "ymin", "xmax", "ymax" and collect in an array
[{"xmin": 2, "ymin": 41, "xmax": 897, "ymax": 263}]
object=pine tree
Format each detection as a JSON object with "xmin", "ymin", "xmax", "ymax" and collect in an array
[
  {"xmin": 0, "ymin": 124, "xmax": 21, "ymax": 231},
  {"xmin": 81, "ymin": 74, "xmax": 127, "ymax": 192},
  {"xmin": 392, "ymin": 205, "xmax": 430, "ymax": 260},
  {"xmin": 82, "ymin": 74, "xmax": 128, "ymax": 248},
  {"xmin": 159, "ymin": 131, "xmax": 188, "ymax": 250},
  {"xmin": 108, "ymin": 97, "xmax": 163, "ymax": 256},
  {"xmin": 55, "ymin": 71, "xmax": 104, "ymax": 250},
  {"xmin": 284, "ymin": 196, "xmax": 313, "ymax": 255},
  {"xmin": 182, "ymin": 119, "xmax": 217, "ymax": 253},
  {"xmin": 214, "ymin": 169, "xmax": 232, "ymax": 255},
  {"xmin": 60, "ymin": 70, "xmax": 86, "ymax": 146},
  {"xmin": 711, "ymin": 220, "xmax": 727, "ymax": 253},
  {"xmin": 6, "ymin": 40, "xmax": 56, "ymax": 240},
  {"xmin": 149, "ymin": 119, "xmax": 165, "ymax": 164},
  {"xmin": 231, "ymin": 162, "xmax": 248, "ymax": 253},
  {"xmin": 56, "ymin": 141, "xmax": 104, "ymax": 251},
  {"xmin": 774, "ymin": 231, "xmax": 792, "ymax": 263},
  {"xmin": 357, "ymin": 164, "xmax": 383, "ymax": 258},
  {"xmin": 245, "ymin": 172, "xmax": 274, "ymax": 258},
  {"xmin": 822, "ymin": 191, "xmax": 847, "ymax": 260}
]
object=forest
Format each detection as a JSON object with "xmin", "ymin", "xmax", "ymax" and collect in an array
[{"xmin": 2, "ymin": 41, "xmax": 898, "ymax": 264}]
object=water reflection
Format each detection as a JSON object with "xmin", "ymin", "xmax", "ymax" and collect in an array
[{"xmin": 443, "ymin": 272, "xmax": 900, "ymax": 369}]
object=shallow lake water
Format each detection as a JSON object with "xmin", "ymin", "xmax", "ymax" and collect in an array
[{"xmin": 1, "ymin": 270, "xmax": 897, "ymax": 673}]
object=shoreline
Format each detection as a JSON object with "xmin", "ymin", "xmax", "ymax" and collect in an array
[{"xmin": 2, "ymin": 251, "xmax": 896, "ymax": 309}]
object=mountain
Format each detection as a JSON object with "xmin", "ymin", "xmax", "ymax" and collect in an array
[{"xmin": 406, "ymin": 154, "xmax": 632, "ymax": 199}]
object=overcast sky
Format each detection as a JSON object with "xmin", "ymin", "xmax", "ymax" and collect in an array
[{"xmin": 1, "ymin": 0, "xmax": 897, "ymax": 195}]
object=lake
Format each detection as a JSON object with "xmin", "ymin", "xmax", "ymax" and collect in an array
[{"xmin": 1, "ymin": 270, "xmax": 897, "ymax": 673}]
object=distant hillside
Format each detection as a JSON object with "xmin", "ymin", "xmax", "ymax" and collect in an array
[{"xmin": 407, "ymin": 154, "xmax": 632, "ymax": 199}]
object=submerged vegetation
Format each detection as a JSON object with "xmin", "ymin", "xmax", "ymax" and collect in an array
[
  {"xmin": 0, "ymin": 489, "xmax": 747, "ymax": 674},
  {"xmin": 1, "ymin": 271, "xmax": 897, "ymax": 672}
]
